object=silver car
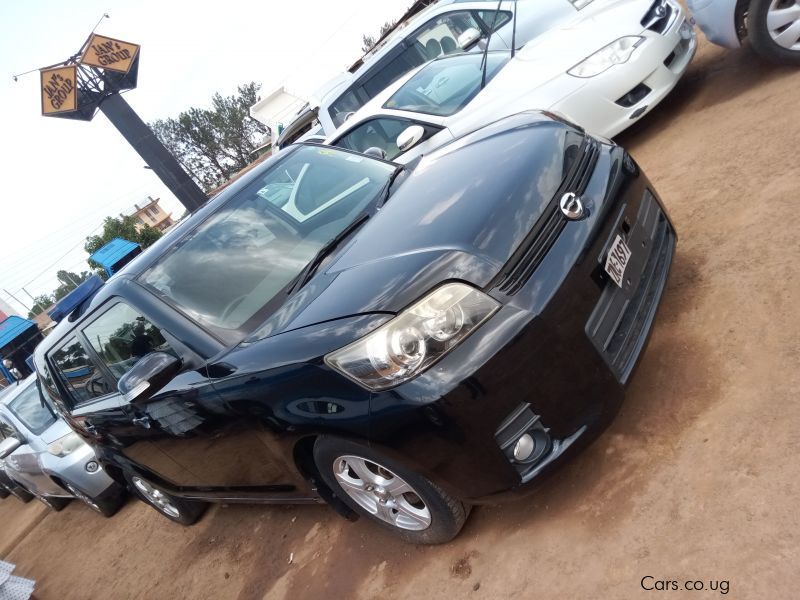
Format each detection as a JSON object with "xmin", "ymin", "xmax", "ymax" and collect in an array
[
  {"xmin": 687, "ymin": 0, "xmax": 800, "ymax": 64},
  {"xmin": 0, "ymin": 376, "xmax": 125, "ymax": 516}
]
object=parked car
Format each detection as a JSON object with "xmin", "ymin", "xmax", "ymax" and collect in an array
[
  {"xmin": 35, "ymin": 111, "xmax": 675, "ymax": 543},
  {"xmin": 687, "ymin": 0, "xmax": 800, "ymax": 64},
  {"xmin": 326, "ymin": 0, "xmax": 696, "ymax": 162},
  {"xmin": 0, "ymin": 375, "xmax": 126, "ymax": 516},
  {"xmin": 278, "ymin": 0, "xmax": 659, "ymax": 145},
  {"xmin": 0, "ymin": 385, "xmax": 33, "ymax": 502}
]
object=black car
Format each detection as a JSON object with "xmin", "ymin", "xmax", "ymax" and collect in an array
[{"xmin": 34, "ymin": 112, "xmax": 675, "ymax": 544}]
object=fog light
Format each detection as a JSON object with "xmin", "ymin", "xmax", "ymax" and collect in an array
[
  {"xmin": 85, "ymin": 461, "xmax": 99, "ymax": 473},
  {"xmin": 513, "ymin": 434, "xmax": 535, "ymax": 462}
]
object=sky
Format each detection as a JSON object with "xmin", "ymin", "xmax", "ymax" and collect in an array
[{"xmin": 0, "ymin": 0, "xmax": 411, "ymax": 316}]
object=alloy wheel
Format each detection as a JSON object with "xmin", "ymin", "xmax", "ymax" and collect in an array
[
  {"xmin": 333, "ymin": 455, "xmax": 431, "ymax": 531},
  {"xmin": 132, "ymin": 476, "xmax": 180, "ymax": 519},
  {"xmin": 766, "ymin": 0, "xmax": 800, "ymax": 50}
]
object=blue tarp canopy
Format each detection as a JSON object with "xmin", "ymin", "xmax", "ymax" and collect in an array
[
  {"xmin": 0, "ymin": 316, "xmax": 38, "ymax": 351},
  {"xmin": 90, "ymin": 237, "xmax": 141, "ymax": 276},
  {"xmin": 48, "ymin": 275, "xmax": 104, "ymax": 323}
]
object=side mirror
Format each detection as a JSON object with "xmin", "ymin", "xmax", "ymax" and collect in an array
[
  {"xmin": 396, "ymin": 125, "xmax": 426, "ymax": 152},
  {"xmin": 0, "ymin": 436, "xmax": 22, "ymax": 459},
  {"xmin": 118, "ymin": 352, "xmax": 182, "ymax": 404},
  {"xmin": 457, "ymin": 27, "xmax": 482, "ymax": 50}
]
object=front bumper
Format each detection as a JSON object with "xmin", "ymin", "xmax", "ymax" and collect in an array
[
  {"xmin": 38, "ymin": 441, "xmax": 118, "ymax": 498},
  {"xmin": 368, "ymin": 142, "xmax": 676, "ymax": 502},
  {"xmin": 552, "ymin": 8, "xmax": 697, "ymax": 138}
]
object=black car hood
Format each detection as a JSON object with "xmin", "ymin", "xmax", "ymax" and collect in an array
[{"xmin": 254, "ymin": 113, "xmax": 580, "ymax": 338}]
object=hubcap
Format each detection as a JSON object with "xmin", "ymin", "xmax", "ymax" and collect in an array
[
  {"xmin": 767, "ymin": 0, "xmax": 800, "ymax": 50},
  {"xmin": 333, "ymin": 455, "xmax": 431, "ymax": 531},
  {"xmin": 132, "ymin": 477, "xmax": 180, "ymax": 519},
  {"xmin": 65, "ymin": 483, "xmax": 101, "ymax": 512}
]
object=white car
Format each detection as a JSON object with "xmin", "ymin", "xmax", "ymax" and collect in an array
[
  {"xmin": 278, "ymin": 0, "xmax": 664, "ymax": 146},
  {"xmin": 687, "ymin": 0, "xmax": 800, "ymax": 63},
  {"xmin": 325, "ymin": 0, "xmax": 696, "ymax": 163}
]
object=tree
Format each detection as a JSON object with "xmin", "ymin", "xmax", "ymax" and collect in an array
[
  {"xmin": 362, "ymin": 20, "xmax": 397, "ymax": 53},
  {"xmin": 28, "ymin": 293, "xmax": 54, "ymax": 319},
  {"xmin": 53, "ymin": 270, "xmax": 93, "ymax": 301},
  {"xmin": 84, "ymin": 215, "xmax": 163, "ymax": 271},
  {"xmin": 149, "ymin": 82, "xmax": 269, "ymax": 191}
]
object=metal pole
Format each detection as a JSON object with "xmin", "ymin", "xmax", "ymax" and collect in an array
[
  {"xmin": 99, "ymin": 92, "xmax": 207, "ymax": 212},
  {"xmin": 3, "ymin": 289, "xmax": 31, "ymax": 312},
  {"xmin": 20, "ymin": 287, "xmax": 36, "ymax": 303}
]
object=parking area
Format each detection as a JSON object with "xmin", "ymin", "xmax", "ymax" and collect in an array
[{"xmin": 2, "ymin": 37, "xmax": 799, "ymax": 599}]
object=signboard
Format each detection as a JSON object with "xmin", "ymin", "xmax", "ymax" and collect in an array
[
  {"xmin": 40, "ymin": 65, "xmax": 77, "ymax": 115},
  {"xmin": 80, "ymin": 34, "xmax": 140, "ymax": 74}
]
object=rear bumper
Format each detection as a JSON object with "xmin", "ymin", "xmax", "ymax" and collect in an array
[
  {"xmin": 552, "ymin": 9, "xmax": 697, "ymax": 138},
  {"xmin": 369, "ymin": 143, "xmax": 676, "ymax": 502},
  {"xmin": 686, "ymin": 0, "xmax": 742, "ymax": 49}
]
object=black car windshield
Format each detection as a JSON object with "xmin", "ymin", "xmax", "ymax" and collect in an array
[
  {"xmin": 140, "ymin": 145, "xmax": 395, "ymax": 333},
  {"xmin": 383, "ymin": 52, "xmax": 510, "ymax": 117},
  {"xmin": 7, "ymin": 381, "xmax": 56, "ymax": 435}
]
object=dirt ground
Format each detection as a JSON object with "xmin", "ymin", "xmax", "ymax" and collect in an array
[{"xmin": 2, "ymin": 37, "xmax": 799, "ymax": 599}]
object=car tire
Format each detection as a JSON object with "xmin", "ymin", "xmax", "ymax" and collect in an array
[
  {"xmin": 8, "ymin": 485, "xmax": 34, "ymax": 503},
  {"xmin": 124, "ymin": 472, "xmax": 206, "ymax": 525},
  {"xmin": 63, "ymin": 481, "xmax": 126, "ymax": 518},
  {"xmin": 748, "ymin": 0, "xmax": 800, "ymax": 64},
  {"xmin": 0, "ymin": 485, "xmax": 9, "ymax": 499},
  {"xmin": 313, "ymin": 436, "xmax": 467, "ymax": 544}
]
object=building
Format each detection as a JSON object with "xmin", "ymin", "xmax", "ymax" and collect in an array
[
  {"xmin": 0, "ymin": 316, "xmax": 43, "ymax": 384},
  {"xmin": 129, "ymin": 197, "xmax": 174, "ymax": 232},
  {"xmin": 0, "ymin": 297, "xmax": 18, "ymax": 321}
]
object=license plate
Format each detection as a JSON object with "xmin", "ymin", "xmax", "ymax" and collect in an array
[{"xmin": 605, "ymin": 235, "xmax": 632, "ymax": 288}]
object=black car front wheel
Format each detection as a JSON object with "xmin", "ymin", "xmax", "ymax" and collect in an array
[
  {"xmin": 0, "ymin": 485, "xmax": 9, "ymax": 499},
  {"xmin": 314, "ymin": 436, "xmax": 467, "ymax": 544},
  {"xmin": 63, "ymin": 481, "xmax": 126, "ymax": 518},
  {"xmin": 749, "ymin": 0, "xmax": 800, "ymax": 64},
  {"xmin": 125, "ymin": 472, "xmax": 206, "ymax": 525}
]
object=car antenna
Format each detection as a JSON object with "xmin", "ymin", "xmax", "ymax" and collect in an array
[
  {"xmin": 481, "ymin": 0, "xmax": 504, "ymax": 89},
  {"xmin": 511, "ymin": 0, "xmax": 518, "ymax": 58}
]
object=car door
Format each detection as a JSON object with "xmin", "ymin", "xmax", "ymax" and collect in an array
[
  {"xmin": 332, "ymin": 116, "xmax": 452, "ymax": 161},
  {"xmin": 0, "ymin": 393, "xmax": 58, "ymax": 497},
  {"xmin": 45, "ymin": 295, "xmax": 307, "ymax": 495}
]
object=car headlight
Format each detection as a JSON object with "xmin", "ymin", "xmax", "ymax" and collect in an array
[
  {"xmin": 47, "ymin": 431, "xmax": 85, "ymax": 457},
  {"xmin": 325, "ymin": 283, "xmax": 500, "ymax": 391},
  {"xmin": 568, "ymin": 36, "xmax": 644, "ymax": 78}
]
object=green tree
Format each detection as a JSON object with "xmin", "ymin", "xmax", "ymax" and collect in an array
[
  {"xmin": 149, "ymin": 82, "xmax": 269, "ymax": 191},
  {"xmin": 53, "ymin": 270, "xmax": 93, "ymax": 301},
  {"xmin": 27, "ymin": 293, "xmax": 54, "ymax": 319},
  {"xmin": 362, "ymin": 20, "xmax": 396, "ymax": 53},
  {"xmin": 84, "ymin": 215, "xmax": 163, "ymax": 271}
]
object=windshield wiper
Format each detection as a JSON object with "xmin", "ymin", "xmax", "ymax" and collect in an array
[
  {"xmin": 377, "ymin": 164, "xmax": 407, "ymax": 208},
  {"xmin": 288, "ymin": 212, "xmax": 371, "ymax": 294},
  {"xmin": 481, "ymin": 0, "xmax": 504, "ymax": 89}
]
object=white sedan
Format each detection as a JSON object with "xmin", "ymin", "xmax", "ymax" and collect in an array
[{"xmin": 325, "ymin": 0, "xmax": 696, "ymax": 162}]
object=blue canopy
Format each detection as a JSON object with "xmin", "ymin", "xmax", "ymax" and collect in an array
[
  {"xmin": 0, "ymin": 316, "xmax": 37, "ymax": 351},
  {"xmin": 89, "ymin": 237, "xmax": 141, "ymax": 276},
  {"xmin": 48, "ymin": 275, "xmax": 104, "ymax": 323}
]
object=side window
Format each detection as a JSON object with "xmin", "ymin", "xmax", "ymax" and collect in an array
[
  {"xmin": 334, "ymin": 118, "xmax": 412, "ymax": 160},
  {"xmin": 412, "ymin": 11, "xmax": 482, "ymax": 59},
  {"xmin": 476, "ymin": 10, "xmax": 512, "ymax": 32},
  {"xmin": 51, "ymin": 337, "xmax": 113, "ymax": 404},
  {"xmin": 329, "ymin": 89, "xmax": 365, "ymax": 129},
  {"xmin": 82, "ymin": 303, "xmax": 172, "ymax": 380}
]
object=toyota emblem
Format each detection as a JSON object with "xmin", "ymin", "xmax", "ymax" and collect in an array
[{"xmin": 559, "ymin": 192, "xmax": 585, "ymax": 220}]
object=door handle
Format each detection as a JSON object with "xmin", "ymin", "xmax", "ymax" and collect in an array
[{"xmin": 131, "ymin": 416, "xmax": 152, "ymax": 429}]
